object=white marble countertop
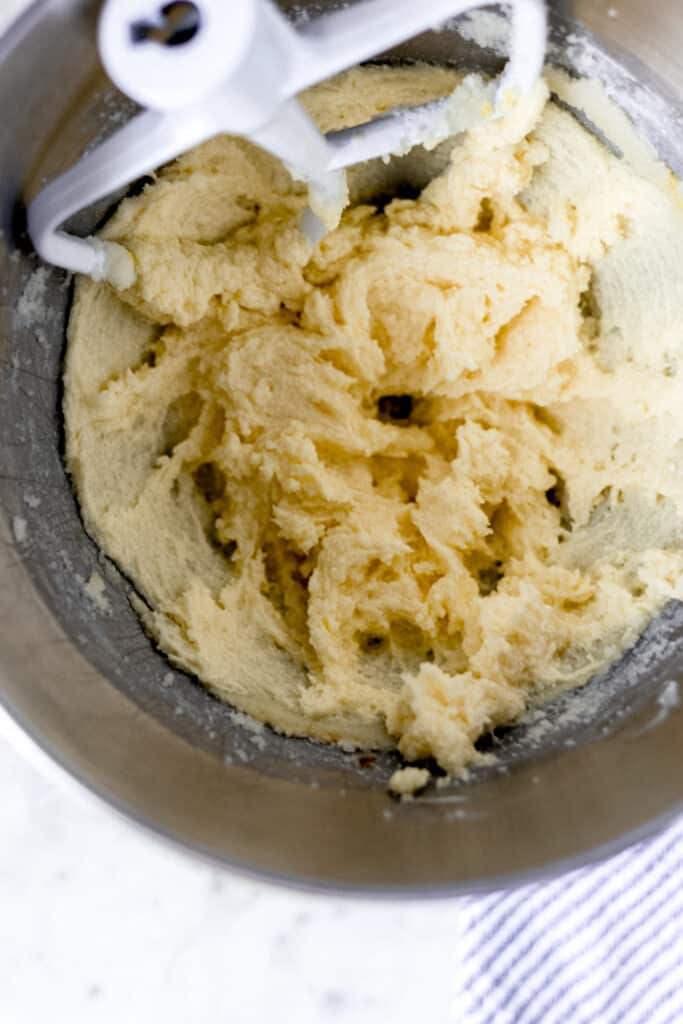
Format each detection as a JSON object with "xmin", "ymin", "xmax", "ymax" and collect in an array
[
  {"xmin": 0, "ymin": 5, "xmax": 471, "ymax": 1022},
  {"xmin": 1, "ymin": 723, "xmax": 472, "ymax": 1023}
]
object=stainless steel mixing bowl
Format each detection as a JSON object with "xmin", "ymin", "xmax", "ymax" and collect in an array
[{"xmin": 2, "ymin": 0, "xmax": 683, "ymax": 895}]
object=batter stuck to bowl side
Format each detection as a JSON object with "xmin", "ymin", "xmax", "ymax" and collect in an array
[{"xmin": 65, "ymin": 64, "xmax": 683, "ymax": 784}]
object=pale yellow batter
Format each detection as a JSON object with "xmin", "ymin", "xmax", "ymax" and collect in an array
[{"xmin": 65, "ymin": 65, "xmax": 683, "ymax": 778}]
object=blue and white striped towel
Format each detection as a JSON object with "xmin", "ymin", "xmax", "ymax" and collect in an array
[{"xmin": 455, "ymin": 819, "xmax": 683, "ymax": 1024}]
